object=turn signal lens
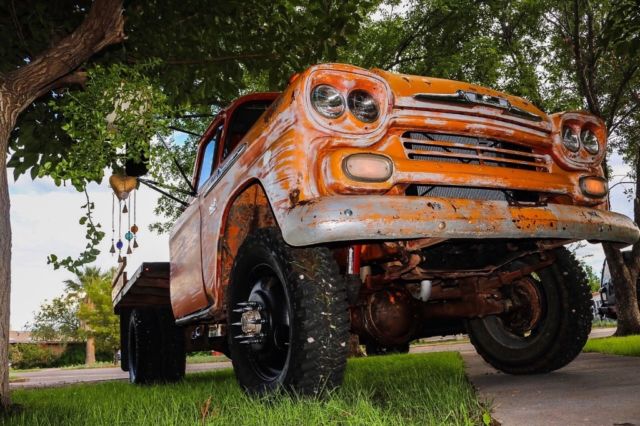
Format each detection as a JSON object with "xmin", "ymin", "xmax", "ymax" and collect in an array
[
  {"xmin": 347, "ymin": 90, "xmax": 379, "ymax": 123},
  {"xmin": 579, "ymin": 176, "xmax": 608, "ymax": 198},
  {"xmin": 580, "ymin": 129, "xmax": 600, "ymax": 154},
  {"xmin": 562, "ymin": 126, "xmax": 580, "ymax": 152},
  {"xmin": 311, "ymin": 84, "xmax": 345, "ymax": 118},
  {"xmin": 343, "ymin": 153, "xmax": 393, "ymax": 182}
]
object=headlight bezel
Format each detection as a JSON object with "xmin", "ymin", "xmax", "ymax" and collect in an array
[
  {"xmin": 305, "ymin": 66, "xmax": 392, "ymax": 136},
  {"xmin": 551, "ymin": 112, "xmax": 606, "ymax": 170}
]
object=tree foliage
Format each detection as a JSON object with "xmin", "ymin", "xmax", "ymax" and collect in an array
[
  {"xmin": 29, "ymin": 267, "xmax": 119, "ymax": 355},
  {"xmin": 28, "ymin": 295, "xmax": 80, "ymax": 343}
]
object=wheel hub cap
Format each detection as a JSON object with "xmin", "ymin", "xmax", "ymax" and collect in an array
[{"xmin": 232, "ymin": 301, "xmax": 266, "ymax": 344}]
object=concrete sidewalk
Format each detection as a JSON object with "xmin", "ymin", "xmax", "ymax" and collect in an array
[{"xmin": 465, "ymin": 349, "xmax": 640, "ymax": 426}]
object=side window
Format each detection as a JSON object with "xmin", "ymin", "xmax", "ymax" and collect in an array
[
  {"xmin": 197, "ymin": 125, "xmax": 222, "ymax": 190},
  {"xmin": 221, "ymin": 100, "xmax": 273, "ymax": 159}
]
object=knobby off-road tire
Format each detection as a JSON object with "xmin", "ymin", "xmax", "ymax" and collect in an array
[
  {"xmin": 228, "ymin": 228, "xmax": 350, "ymax": 396},
  {"xmin": 467, "ymin": 248, "xmax": 592, "ymax": 374},
  {"xmin": 128, "ymin": 307, "xmax": 186, "ymax": 384},
  {"xmin": 119, "ymin": 310, "xmax": 130, "ymax": 372},
  {"xmin": 365, "ymin": 342, "xmax": 410, "ymax": 356}
]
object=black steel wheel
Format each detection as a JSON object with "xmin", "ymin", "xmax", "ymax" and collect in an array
[
  {"xmin": 228, "ymin": 228, "xmax": 349, "ymax": 396},
  {"xmin": 467, "ymin": 248, "xmax": 592, "ymax": 374}
]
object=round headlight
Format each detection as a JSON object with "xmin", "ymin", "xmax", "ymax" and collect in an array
[
  {"xmin": 581, "ymin": 129, "xmax": 600, "ymax": 154},
  {"xmin": 562, "ymin": 126, "xmax": 580, "ymax": 152},
  {"xmin": 311, "ymin": 85, "xmax": 345, "ymax": 118},
  {"xmin": 347, "ymin": 90, "xmax": 379, "ymax": 123}
]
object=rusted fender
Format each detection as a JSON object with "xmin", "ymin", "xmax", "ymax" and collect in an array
[{"xmin": 280, "ymin": 195, "xmax": 640, "ymax": 246}]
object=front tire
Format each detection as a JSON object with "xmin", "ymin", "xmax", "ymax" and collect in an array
[
  {"xmin": 228, "ymin": 228, "xmax": 350, "ymax": 396},
  {"xmin": 467, "ymin": 248, "xmax": 592, "ymax": 374}
]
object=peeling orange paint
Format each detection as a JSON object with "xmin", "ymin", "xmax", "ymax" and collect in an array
[{"xmin": 167, "ymin": 63, "xmax": 639, "ymax": 322}]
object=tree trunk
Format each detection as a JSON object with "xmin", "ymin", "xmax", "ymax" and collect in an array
[
  {"xmin": 0, "ymin": 0, "xmax": 125, "ymax": 410},
  {"xmin": 602, "ymin": 244, "xmax": 640, "ymax": 335},
  {"xmin": 0, "ymin": 105, "xmax": 16, "ymax": 411},
  {"xmin": 85, "ymin": 337, "xmax": 96, "ymax": 365},
  {"xmin": 601, "ymin": 152, "xmax": 640, "ymax": 336}
]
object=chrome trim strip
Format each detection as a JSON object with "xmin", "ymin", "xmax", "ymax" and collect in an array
[
  {"xmin": 202, "ymin": 143, "xmax": 247, "ymax": 197},
  {"xmin": 175, "ymin": 305, "xmax": 215, "ymax": 326},
  {"xmin": 414, "ymin": 90, "xmax": 542, "ymax": 122}
]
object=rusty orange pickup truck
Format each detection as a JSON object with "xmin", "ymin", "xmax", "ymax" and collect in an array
[{"xmin": 112, "ymin": 63, "xmax": 639, "ymax": 395}]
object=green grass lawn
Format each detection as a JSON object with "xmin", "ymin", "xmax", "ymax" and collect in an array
[
  {"xmin": 583, "ymin": 335, "xmax": 640, "ymax": 357},
  {"xmin": 2, "ymin": 352, "xmax": 489, "ymax": 425},
  {"xmin": 186, "ymin": 354, "xmax": 229, "ymax": 364}
]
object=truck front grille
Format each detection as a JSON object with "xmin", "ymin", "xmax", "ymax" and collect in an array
[
  {"xmin": 405, "ymin": 184, "xmax": 542, "ymax": 204},
  {"xmin": 402, "ymin": 132, "xmax": 550, "ymax": 172}
]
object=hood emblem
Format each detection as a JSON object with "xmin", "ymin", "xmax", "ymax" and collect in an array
[{"xmin": 413, "ymin": 90, "xmax": 542, "ymax": 122}]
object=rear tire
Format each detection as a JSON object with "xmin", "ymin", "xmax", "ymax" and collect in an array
[
  {"xmin": 128, "ymin": 307, "xmax": 186, "ymax": 384},
  {"xmin": 467, "ymin": 248, "xmax": 592, "ymax": 374},
  {"xmin": 128, "ymin": 309, "xmax": 160, "ymax": 384},
  {"xmin": 157, "ymin": 308, "xmax": 186, "ymax": 382},
  {"xmin": 119, "ymin": 310, "xmax": 130, "ymax": 372},
  {"xmin": 228, "ymin": 228, "xmax": 350, "ymax": 396}
]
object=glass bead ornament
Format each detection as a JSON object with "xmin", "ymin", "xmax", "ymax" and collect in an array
[
  {"xmin": 125, "ymin": 231, "xmax": 134, "ymax": 241},
  {"xmin": 116, "ymin": 240, "xmax": 124, "ymax": 250}
]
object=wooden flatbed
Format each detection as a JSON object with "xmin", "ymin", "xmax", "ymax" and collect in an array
[{"xmin": 112, "ymin": 260, "xmax": 171, "ymax": 313}]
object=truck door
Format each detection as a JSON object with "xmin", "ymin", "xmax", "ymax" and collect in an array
[
  {"xmin": 199, "ymin": 99, "xmax": 273, "ymax": 309},
  {"xmin": 169, "ymin": 124, "xmax": 223, "ymax": 319}
]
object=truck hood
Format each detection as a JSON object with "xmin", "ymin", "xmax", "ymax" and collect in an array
[{"xmin": 372, "ymin": 68, "xmax": 549, "ymax": 125}]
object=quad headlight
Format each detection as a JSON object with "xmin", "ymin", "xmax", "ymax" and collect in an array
[
  {"xmin": 310, "ymin": 85, "xmax": 382, "ymax": 123},
  {"xmin": 347, "ymin": 90, "xmax": 379, "ymax": 123},
  {"xmin": 580, "ymin": 129, "xmax": 600, "ymax": 154},
  {"xmin": 311, "ymin": 84, "xmax": 345, "ymax": 118},
  {"xmin": 562, "ymin": 126, "xmax": 580, "ymax": 152},
  {"xmin": 561, "ymin": 125, "xmax": 601, "ymax": 156}
]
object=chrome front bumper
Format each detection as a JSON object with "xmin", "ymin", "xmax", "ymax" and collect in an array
[{"xmin": 281, "ymin": 195, "xmax": 639, "ymax": 247}]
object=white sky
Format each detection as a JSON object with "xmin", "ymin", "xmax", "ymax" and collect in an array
[
  {"xmin": 6, "ymin": 152, "xmax": 636, "ymax": 330},
  {"xmin": 9, "ymin": 176, "xmax": 169, "ymax": 329}
]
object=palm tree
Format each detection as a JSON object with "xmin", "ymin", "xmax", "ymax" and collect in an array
[{"xmin": 64, "ymin": 267, "xmax": 111, "ymax": 365}]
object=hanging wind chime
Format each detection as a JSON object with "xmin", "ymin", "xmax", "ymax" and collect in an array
[{"xmin": 109, "ymin": 174, "xmax": 140, "ymax": 263}]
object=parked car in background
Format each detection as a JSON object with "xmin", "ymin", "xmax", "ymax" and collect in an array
[{"xmin": 599, "ymin": 251, "xmax": 640, "ymax": 320}]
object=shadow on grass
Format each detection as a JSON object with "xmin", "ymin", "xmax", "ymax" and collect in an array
[{"xmin": 3, "ymin": 352, "xmax": 489, "ymax": 426}]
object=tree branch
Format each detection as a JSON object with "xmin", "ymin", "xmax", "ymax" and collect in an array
[
  {"xmin": 610, "ymin": 101, "xmax": 640, "ymax": 134},
  {"xmin": 2, "ymin": 0, "xmax": 125, "ymax": 111},
  {"xmin": 126, "ymin": 53, "xmax": 278, "ymax": 66},
  {"xmin": 606, "ymin": 65, "xmax": 639, "ymax": 129}
]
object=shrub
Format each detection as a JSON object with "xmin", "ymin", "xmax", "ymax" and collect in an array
[{"xmin": 10, "ymin": 344, "xmax": 57, "ymax": 369}]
